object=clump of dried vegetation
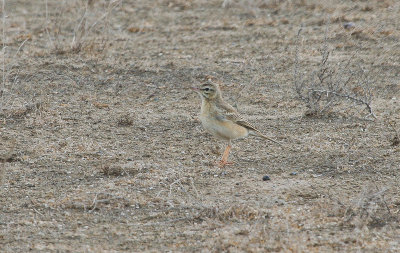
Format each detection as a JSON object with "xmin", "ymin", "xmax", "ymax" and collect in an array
[
  {"xmin": 44, "ymin": 0, "xmax": 122, "ymax": 54},
  {"xmin": 197, "ymin": 204, "xmax": 262, "ymax": 222},
  {"xmin": 54, "ymin": 192, "xmax": 133, "ymax": 212},
  {"xmin": 325, "ymin": 185, "xmax": 398, "ymax": 229},
  {"xmin": 1, "ymin": 0, "xmax": 120, "ymax": 120},
  {"xmin": 117, "ymin": 113, "xmax": 134, "ymax": 127},
  {"xmin": 385, "ymin": 119, "xmax": 400, "ymax": 146},
  {"xmin": 293, "ymin": 26, "xmax": 375, "ymax": 118},
  {"xmin": 99, "ymin": 161, "xmax": 140, "ymax": 177},
  {"xmin": 0, "ymin": 137, "xmax": 16, "ymax": 185}
]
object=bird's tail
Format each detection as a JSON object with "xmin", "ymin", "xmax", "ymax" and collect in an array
[{"xmin": 251, "ymin": 130, "xmax": 282, "ymax": 146}]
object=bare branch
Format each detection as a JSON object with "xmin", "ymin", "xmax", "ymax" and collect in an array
[{"xmin": 292, "ymin": 23, "xmax": 375, "ymax": 117}]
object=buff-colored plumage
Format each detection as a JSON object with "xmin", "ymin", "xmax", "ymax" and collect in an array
[{"xmin": 192, "ymin": 81, "xmax": 280, "ymax": 167}]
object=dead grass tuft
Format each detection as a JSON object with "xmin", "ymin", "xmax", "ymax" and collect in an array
[
  {"xmin": 0, "ymin": 102, "xmax": 44, "ymax": 119},
  {"xmin": 324, "ymin": 186, "xmax": 398, "ymax": 229},
  {"xmin": 117, "ymin": 114, "xmax": 134, "ymax": 127},
  {"xmin": 42, "ymin": 0, "xmax": 122, "ymax": 55},
  {"xmin": 59, "ymin": 192, "xmax": 133, "ymax": 212},
  {"xmin": 349, "ymin": 186, "xmax": 397, "ymax": 229},
  {"xmin": 198, "ymin": 204, "xmax": 262, "ymax": 222},
  {"xmin": 391, "ymin": 135, "xmax": 400, "ymax": 146},
  {"xmin": 385, "ymin": 119, "xmax": 400, "ymax": 146},
  {"xmin": 0, "ymin": 137, "xmax": 17, "ymax": 163},
  {"xmin": 99, "ymin": 162, "xmax": 140, "ymax": 177},
  {"xmin": 219, "ymin": 204, "xmax": 261, "ymax": 221}
]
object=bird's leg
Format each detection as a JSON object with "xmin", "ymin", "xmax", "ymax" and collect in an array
[
  {"xmin": 221, "ymin": 144, "xmax": 231, "ymax": 163},
  {"xmin": 218, "ymin": 141, "xmax": 233, "ymax": 167}
]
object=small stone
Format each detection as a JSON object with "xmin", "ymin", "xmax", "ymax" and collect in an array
[
  {"xmin": 290, "ymin": 172, "xmax": 298, "ymax": 176},
  {"xmin": 343, "ymin": 22, "xmax": 355, "ymax": 29},
  {"xmin": 262, "ymin": 175, "xmax": 270, "ymax": 181}
]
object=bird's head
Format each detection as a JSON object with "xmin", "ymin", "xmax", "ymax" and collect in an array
[{"xmin": 191, "ymin": 80, "xmax": 221, "ymax": 100}]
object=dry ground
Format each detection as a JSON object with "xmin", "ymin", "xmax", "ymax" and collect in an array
[{"xmin": 1, "ymin": 0, "xmax": 400, "ymax": 252}]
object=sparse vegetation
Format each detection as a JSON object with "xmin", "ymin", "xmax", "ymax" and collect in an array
[
  {"xmin": 327, "ymin": 185, "xmax": 398, "ymax": 229},
  {"xmin": 117, "ymin": 113, "xmax": 134, "ymax": 127},
  {"xmin": 386, "ymin": 119, "xmax": 400, "ymax": 146},
  {"xmin": 293, "ymin": 25, "xmax": 376, "ymax": 118},
  {"xmin": 44, "ymin": 0, "xmax": 122, "ymax": 54},
  {"xmin": 1, "ymin": 0, "xmax": 399, "ymax": 252}
]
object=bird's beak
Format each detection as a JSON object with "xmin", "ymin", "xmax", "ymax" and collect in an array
[{"xmin": 190, "ymin": 87, "xmax": 200, "ymax": 91}]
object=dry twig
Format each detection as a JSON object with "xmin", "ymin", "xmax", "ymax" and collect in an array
[{"xmin": 293, "ymin": 25, "xmax": 375, "ymax": 118}]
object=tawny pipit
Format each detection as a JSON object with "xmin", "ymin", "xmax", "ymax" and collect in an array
[{"xmin": 192, "ymin": 81, "xmax": 280, "ymax": 167}]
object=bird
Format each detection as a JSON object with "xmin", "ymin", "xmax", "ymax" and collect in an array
[{"xmin": 192, "ymin": 80, "xmax": 280, "ymax": 167}]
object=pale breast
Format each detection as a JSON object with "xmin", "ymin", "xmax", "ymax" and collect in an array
[{"xmin": 200, "ymin": 114, "xmax": 248, "ymax": 141}]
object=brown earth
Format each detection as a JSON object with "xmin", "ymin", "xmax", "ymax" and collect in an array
[{"xmin": 1, "ymin": 0, "xmax": 400, "ymax": 252}]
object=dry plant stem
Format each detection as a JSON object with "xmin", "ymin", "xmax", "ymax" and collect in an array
[
  {"xmin": 308, "ymin": 88, "xmax": 376, "ymax": 118},
  {"xmin": 293, "ymin": 27, "xmax": 303, "ymax": 97},
  {"xmin": 375, "ymin": 185, "xmax": 391, "ymax": 215},
  {"xmin": 1, "ymin": 0, "xmax": 5, "ymax": 107},
  {"xmin": 387, "ymin": 121, "xmax": 399, "ymax": 141},
  {"xmin": 83, "ymin": 1, "xmax": 120, "ymax": 43},
  {"xmin": 89, "ymin": 193, "xmax": 101, "ymax": 213},
  {"xmin": 45, "ymin": 0, "xmax": 55, "ymax": 49},
  {"xmin": 15, "ymin": 38, "xmax": 29, "ymax": 56},
  {"xmin": 293, "ymin": 24, "xmax": 375, "ymax": 118},
  {"xmin": 70, "ymin": 0, "xmax": 120, "ymax": 51},
  {"xmin": 169, "ymin": 178, "xmax": 189, "ymax": 199},
  {"xmin": 190, "ymin": 177, "xmax": 200, "ymax": 199},
  {"xmin": 71, "ymin": 1, "xmax": 89, "ymax": 50}
]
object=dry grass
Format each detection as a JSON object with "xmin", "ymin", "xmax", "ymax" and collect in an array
[
  {"xmin": 293, "ymin": 24, "xmax": 376, "ymax": 118},
  {"xmin": 0, "ymin": 164, "xmax": 4, "ymax": 184},
  {"xmin": 386, "ymin": 119, "xmax": 400, "ymax": 146},
  {"xmin": 1, "ymin": 0, "xmax": 400, "ymax": 252}
]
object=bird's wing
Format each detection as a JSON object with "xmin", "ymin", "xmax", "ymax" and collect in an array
[
  {"xmin": 217, "ymin": 112, "xmax": 257, "ymax": 131},
  {"xmin": 216, "ymin": 101, "xmax": 260, "ymax": 131},
  {"xmin": 216, "ymin": 101, "xmax": 281, "ymax": 145}
]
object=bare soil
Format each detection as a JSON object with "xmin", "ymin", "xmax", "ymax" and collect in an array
[{"xmin": 1, "ymin": 0, "xmax": 400, "ymax": 252}]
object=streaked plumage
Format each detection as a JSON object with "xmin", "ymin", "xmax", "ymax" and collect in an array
[{"xmin": 192, "ymin": 80, "xmax": 280, "ymax": 167}]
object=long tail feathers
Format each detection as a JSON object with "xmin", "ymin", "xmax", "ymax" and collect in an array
[{"xmin": 253, "ymin": 131, "xmax": 282, "ymax": 146}]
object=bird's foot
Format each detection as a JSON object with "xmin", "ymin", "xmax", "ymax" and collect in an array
[{"xmin": 216, "ymin": 160, "xmax": 234, "ymax": 168}]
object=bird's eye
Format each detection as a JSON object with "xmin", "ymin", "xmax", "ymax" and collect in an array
[{"xmin": 204, "ymin": 88, "xmax": 210, "ymax": 91}]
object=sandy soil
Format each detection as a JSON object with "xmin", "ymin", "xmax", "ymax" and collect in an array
[{"xmin": 1, "ymin": 0, "xmax": 400, "ymax": 252}]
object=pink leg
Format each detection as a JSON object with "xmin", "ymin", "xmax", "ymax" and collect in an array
[{"xmin": 218, "ymin": 143, "xmax": 233, "ymax": 168}]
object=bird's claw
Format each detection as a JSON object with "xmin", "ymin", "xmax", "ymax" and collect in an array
[{"xmin": 216, "ymin": 160, "xmax": 234, "ymax": 168}]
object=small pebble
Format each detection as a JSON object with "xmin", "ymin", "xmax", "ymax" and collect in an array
[
  {"xmin": 262, "ymin": 175, "xmax": 271, "ymax": 181},
  {"xmin": 290, "ymin": 172, "xmax": 298, "ymax": 176},
  {"xmin": 343, "ymin": 22, "xmax": 355, "ymax": 29}
]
